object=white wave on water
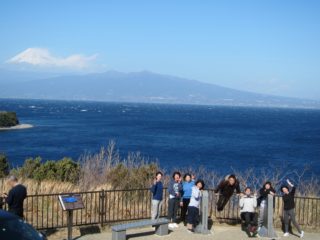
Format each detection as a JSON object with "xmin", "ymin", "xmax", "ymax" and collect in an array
[{"xmin": 0, "ymin": 124, "xmax": 33, "ymax": 131}]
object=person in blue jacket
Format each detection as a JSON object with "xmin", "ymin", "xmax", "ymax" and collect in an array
[
  {"xmin": 167, "ymin": 171, "xmax": 183, "ymax": 228},
  {"xmin": 150, "ymin": 171, "xmax": 164, "ymax": 219},
  {"xmin": 180, "ymin": 173, "xmax": 195, "ymax": 224}
]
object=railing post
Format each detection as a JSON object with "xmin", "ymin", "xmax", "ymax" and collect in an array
[
  {"xmin": 258, "ymin": 194, "xmax": 277, "ymax": 238},
  {"xmin": 100, "ymin": 189, "xmax": 106, "ymax": 227},
  {"xmin": 195, "ymin": 190, "xmax": 211, "ymax": 234}
]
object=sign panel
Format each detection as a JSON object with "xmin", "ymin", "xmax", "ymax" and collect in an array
[{"xmin": 58, "ymin": 194, "xmax": 84, "ymax": 211}]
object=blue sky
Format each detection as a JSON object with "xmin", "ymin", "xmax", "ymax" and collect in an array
[{"xmin": 0, "ymin": 1, "xmax": 319, "ymax": 99}]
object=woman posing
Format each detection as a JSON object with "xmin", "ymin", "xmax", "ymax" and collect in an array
[
  {"xmin": 180, "ymin": 173, "xmax": 195, "ymax": 224},
  {"xmin": 150, "ymin": 171, "xmax": 164, "ymax": 220},
  {"xmin": 257, "ymin": 181, "xmax": 275, "ymax": 229},
  {"xmin": 187, "ymin": 180, "xmax": 205, "ymax": 233},
  {"xmin": 281, "ymin": 179, "xmax": 304, "ymax": 238},
  {"xmin": 214, "ymin": 174, "xmax": 241, "ymax": 211}
]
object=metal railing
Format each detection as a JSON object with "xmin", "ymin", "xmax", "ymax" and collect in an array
[{"xmin": 1, "ymin": 189, "xmax": 319, "ymax": 230}]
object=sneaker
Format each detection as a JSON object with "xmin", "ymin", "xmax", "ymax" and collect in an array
[
  {"xmin": 187, "ymin": 229, "xmax": 194, "ymax": 234},
  {"xmin": 173, "ymin": 223, "xmax": 179, "ymax": 228},
  {"xmin": 300, "ymin": 231, "xmax": 304, "ymax": 238},
  {"xmin": 283, "ymin": 232, "xmax": 290, "ymax": 237},
  {"xmin": 168, "ymin": 223, "xmax": 175, "ymax": 229}
]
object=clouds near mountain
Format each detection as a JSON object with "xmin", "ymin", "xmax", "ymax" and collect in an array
[{"xmin": 7, "ymin": 48, "xmax": 98, "ymax": 70}]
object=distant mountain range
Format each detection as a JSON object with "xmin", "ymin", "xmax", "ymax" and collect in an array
[{"xmin": 0, "ymin": 69, "xmax": 319, "ymax": 108}]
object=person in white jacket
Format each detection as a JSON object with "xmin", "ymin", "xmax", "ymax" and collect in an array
[
  {"xmin": 186, "ymin": 180, "xmax": 205, "ymax": 233},
  {"xmin": 239, "ymin": 187, "xmax": 258, "ymax": 237}
]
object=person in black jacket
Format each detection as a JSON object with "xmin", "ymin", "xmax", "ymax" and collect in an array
[
  {"xmin": 1, "ymin": 176, "xmax": 27, "ymax": 218},
  {"xmin": 257, "ymin": 181, "xmax": 275, "ymax": 228},
  {"xmin": 214, "ymin": 174, "xmax": 241, "ymax": 211},
  {"xmin": 281, "ymin": 179, "xmax": 304, "ymax": 238}
]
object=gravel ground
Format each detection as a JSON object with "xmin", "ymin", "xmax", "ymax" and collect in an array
[{"xmin": 46, "ymin": 223, "xmax": 320, "ymax": 240}]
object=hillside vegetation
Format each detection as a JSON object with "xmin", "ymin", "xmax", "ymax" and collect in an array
[{"xmin": 0, "ymin": 141, "xmax": 319, "ymax": 197}]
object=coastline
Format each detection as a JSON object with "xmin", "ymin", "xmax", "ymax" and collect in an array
[{"xmin": 0, "ymin": 123, "xmax": 33, "ymax": 131}]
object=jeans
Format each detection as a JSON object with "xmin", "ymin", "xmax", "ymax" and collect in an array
[
  {"xmin": 284, "ymin": 209, "xmax": 302, "ymax": 233},
  {"xmin": 217, "ymin": 195, "xmax": 231, "ymax": 211},
  {"xmin": 168, "ymin": 198, "xmax": 180, "ymax": 222},
  {"xmin": 151, "ymin": 199, "xmax": 162, "ymax": 220},
  {"xmin": 180, "ymin": 198, "xmax": 190, "ymax": 222},
  {"xmin": 187, "ymin": 206, "xmax": 199, "ymax": 226},
  {"xmin": 241, "ymin": 212, "xmax": 258, "ymax": 227}
]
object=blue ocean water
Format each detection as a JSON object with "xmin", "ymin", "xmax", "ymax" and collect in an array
[{"xmin": 0, "ymin": 99, "xmax": 319, "ymax": 177}]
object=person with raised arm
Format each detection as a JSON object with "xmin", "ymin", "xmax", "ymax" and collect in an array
[
  {"xmin": 150, "ymin": 171, "xmax": 164, "ymax": 220},
  {"xmin": 281, "ymin": 179, "xmax": 304, "ymax": 238},
  {"xmin": 214, "ymin": 174, "xmax": 241, "ymax": 211}
]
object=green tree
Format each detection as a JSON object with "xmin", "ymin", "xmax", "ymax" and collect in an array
[
  {"xmin": 55, "ymin": 157, "xmax": 80, "ymax": 183},
  {"xmin": 17, "ymin": 157, "xmax": 42, "ymax": 178},
  {"xmin": 0, "ymin": 112, "xmax": 19, "ymax": 127},
  {"xmin": 0, "ymin": 154, "xmax": 9, "ymax": 178}
]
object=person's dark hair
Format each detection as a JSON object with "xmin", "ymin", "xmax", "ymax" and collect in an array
[
  {"xmin": 264, "ymin": 181, "xmax": 272, "ymax": 188},
  {"xmin": 281, "ymin": 185, "xmax": 289, "ymax": 192},
  {"xmin": 184, "ymin": 173, "xmax": 191, "ymax": 180},
  {"xmin": 195, "ymin": 180, "xmax": 205, "ymax": 190},
  {"xmin": 228, "ymin": 174, "xmax": 236, "ymax": 180},
  {"xmin": 156, "ymin": 171, "xmax": 163, "ymax": 177},
  {"xmin": 172, "ymin": 171, "xmax": 181, "ymax": 179},
  {"xmin": 244, "ymin": 187, "xmax": 251, "ymax": 191}
]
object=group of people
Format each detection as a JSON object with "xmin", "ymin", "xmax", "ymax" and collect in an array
[
  {"xmin": 0, "ymin": 173, "xmax": 305, "ymax": 238},
  {"xmin": 150, "ymin": 171, "xmax": 205, "ymax": 233},
  {"xmin": 150, "ymin": 172, "xmax": 305, "ymax": 238}
]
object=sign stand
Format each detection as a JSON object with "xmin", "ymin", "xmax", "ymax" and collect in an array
[
  {"xmin": 67, "ymin": 210, "xmax": 73, "ymax": 240},
  {"xmin": 58, "ymin": 194, "xmax": 85, "ymax": 240},
  {"xmin": 195, "ymin": 190, "xmax": 211, "ymax": 234},
  {"xmin": 258, "ymin": 194, "xmax": 278, "ymax": 239}
]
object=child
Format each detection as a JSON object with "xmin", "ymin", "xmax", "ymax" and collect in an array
[
  {"xmin": 257, "ymin": 181, "xmax": 275, "ymax": 229},
  {"xmin": 281, "ymin": 179, "xmax": 304, "ymax": 238},
  {"xmin": 214, "ymin": 174, "xmax": 241, "ymax": 211},
  {"xmin": 167, "ymin": 171, "xmax": 183, "ymax": 228},
  {"xmin": 150, "ymin": 171, "xmax": 163, "ymax": 220},
  {"xmin": 180, "ymin": 173, "xmax": 195, "ymax": 224},
  {"xmin": 187, "ymin": 180, "xmax": 205, "ymax": 233},
  {"xmin": 239, "ymin": 187, "xmax": 258, "ymax": 237}
]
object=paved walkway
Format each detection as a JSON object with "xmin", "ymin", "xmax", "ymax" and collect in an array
[{"xmin": 47, "ymin": 223, "xmax": 320, "ymax": 240}]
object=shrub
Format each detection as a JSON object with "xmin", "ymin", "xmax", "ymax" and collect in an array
[
  {"xmin": 55, "ymin": 157, "xmax": 80, "ymax": 183},
  {"xmin": 13, "ymin": 157, "xmax": 80, "ymax": 183},
  {"xmin": 0, "ymin": 154, "xmax": 9, "ymax": 178},
  {"xmin": 14, "ymin": 157, "xmax": 42, "ymax": 179}
]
